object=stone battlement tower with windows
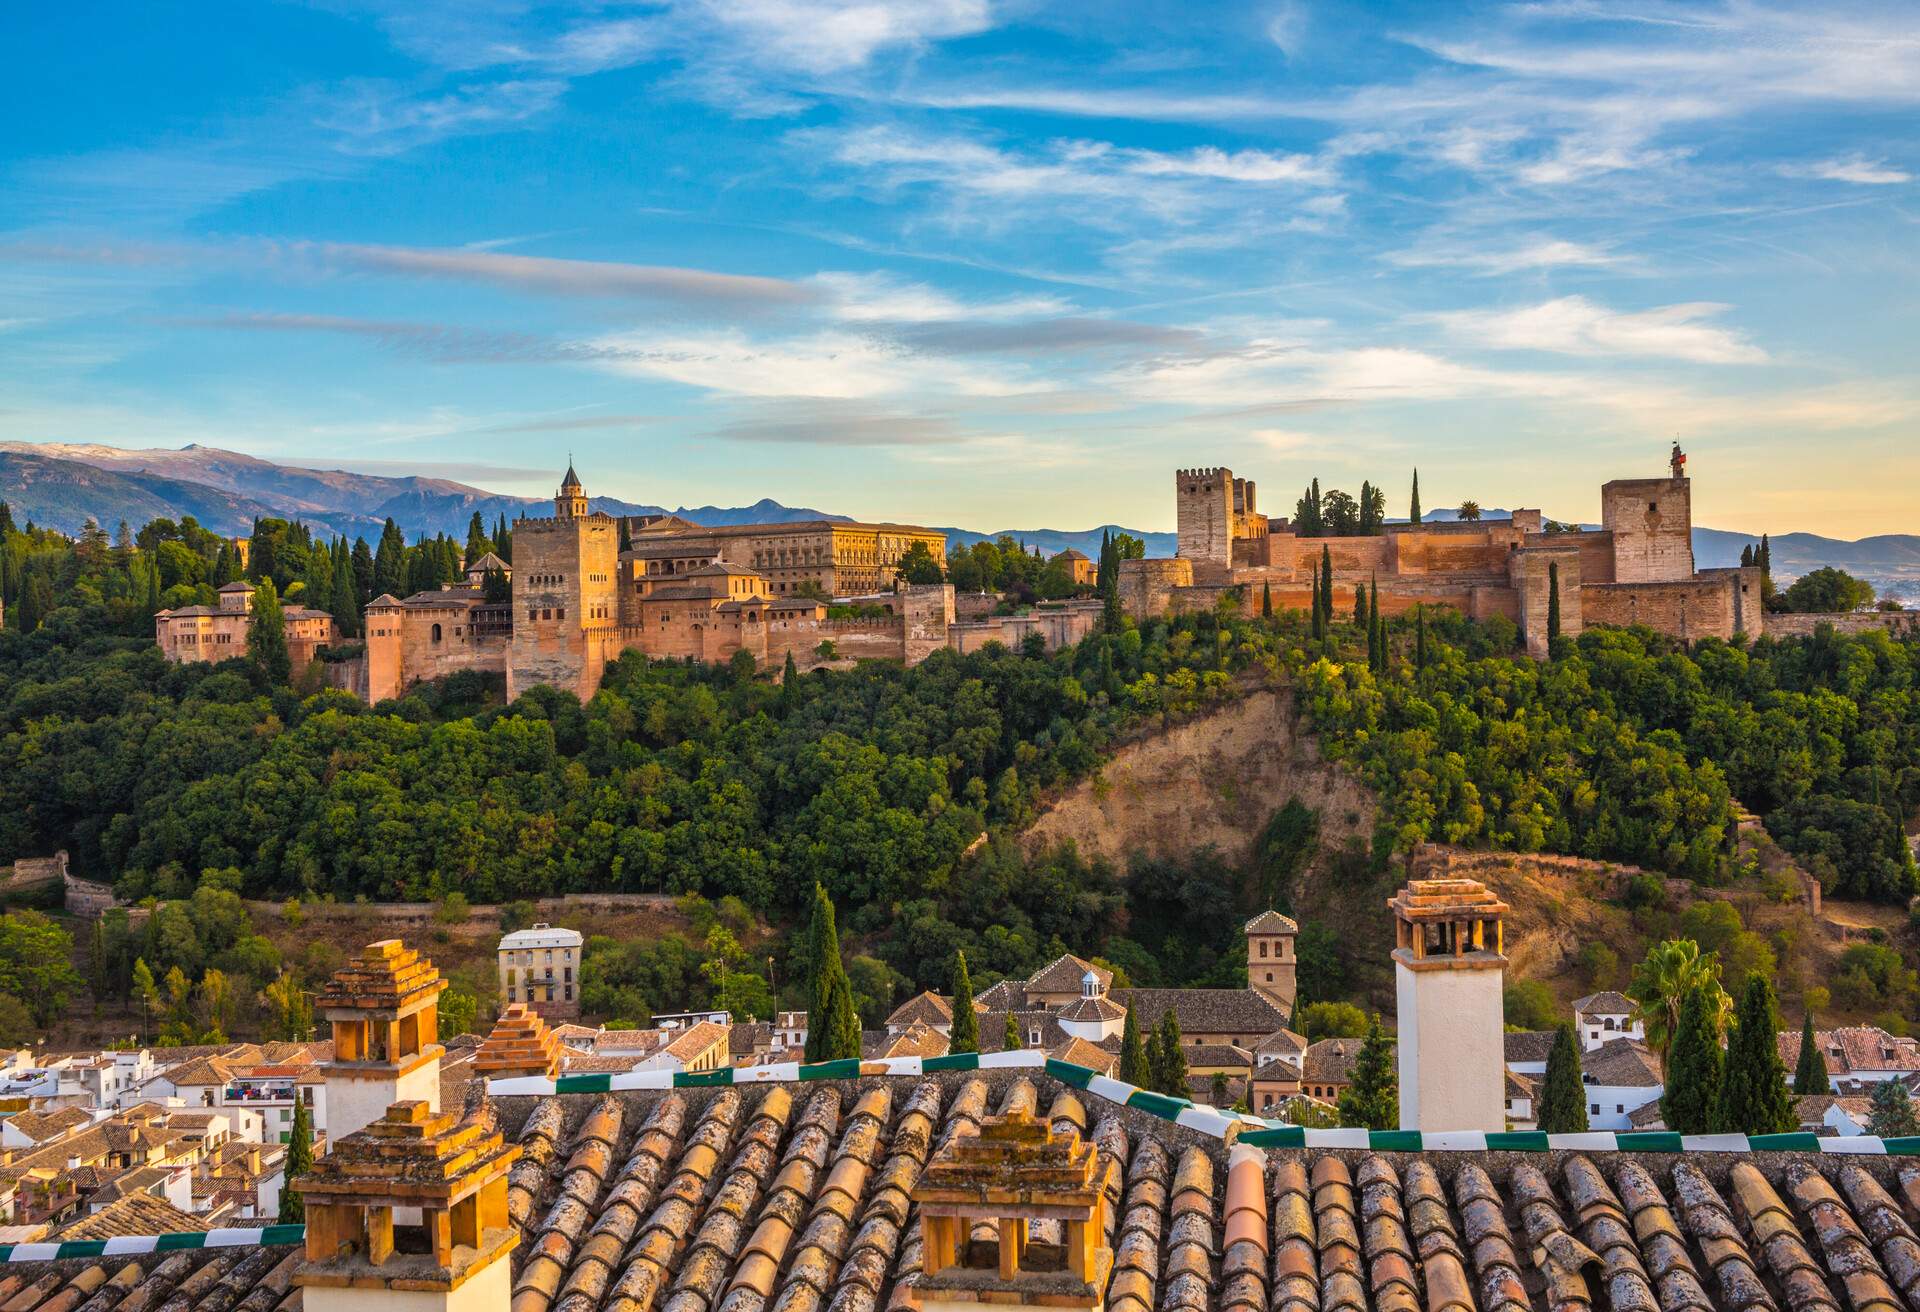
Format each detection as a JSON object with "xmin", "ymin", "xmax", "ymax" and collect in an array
[
  {"xmin": 1601, "ymin": 442, "xmax": 1695, "ymax": 583},
  {"xmin": 1174, "ymin": 467, "xmax": 1235, "ymax": 580},
  {"xmin": 506, "ymin": 463, "xmax": 619, "ymax": 702}
]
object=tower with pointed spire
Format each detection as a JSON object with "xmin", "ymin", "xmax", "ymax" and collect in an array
[{"xmin": 556, "ymin": 460, "xmax": 589, "ymax": 520}]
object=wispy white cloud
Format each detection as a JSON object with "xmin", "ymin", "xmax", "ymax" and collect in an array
[
  {"xmin": 585, "ymin": 328, "xmax": 1048, "ymax": 400},
  {"xmin": 311, "ymin": 78, "xmax": 565, "ymax": 157},
  {"xmin": 302, "ymin": 242, "xmax": 821, "ymax": 307},
  {"xmin": 1426, "ymin": 296, "xmax": 1768, "ymax": 364},
  {"xmin": 1385, "ymin": 238, "xmax": 1629, "ymax": 275},
  {"xmin": 809, "ymin": 272, "xmax": 1068, "ymax": 322},
  {"xmin": 1782, "ymin": 153, "xmax": 1912, "ymax": 185}
]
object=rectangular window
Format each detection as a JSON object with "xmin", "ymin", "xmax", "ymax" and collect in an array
[{"xmin": 1590, "ymin": 1103, "xmax": 1600, "ymax": 1115}]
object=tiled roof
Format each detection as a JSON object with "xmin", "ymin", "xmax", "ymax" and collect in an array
[
  {"xmin": 1243, "ymin": 909, "xmax": 1299, "ymax": 934},
  {"xmin": 1582, "ymin": 1038, "xmax": 1663, "ymax": 1088},
  {"xmin": 1629, "ymin": 1099, "xmax": 1669, "ymax": 1129},
  {"xmin": 882, "ymin": 1023, "xmax": 948, "ymax": 1061},
  {"xmin": 54, "ymin": 1194, "xmax": 209, "ymax": 1240},
  {"xmin": 1188, "ymin": 1043, "xmax": 1254, "ymax": 1070},
  {"xmin": 1052, "ymin": 1038, "xmax": 1117, "ymax": 1075},
  {"xmin": 1573, "ymin": 991, "xmax": 1636, "ymax": 1015},
  {"xmin": 13, "ymin": 1069, "xmax": 1920, "ymax": 1312},
  {"xmin": 1504, "ymin": 1029, "xmax": 1556, "ymax": 1064},
  {"xmin": 1779, "ymin": 1026, "xmax": 1920, "ymax": 1076},
  {"xmin": 1110, "ymin": 988, "xmax": 1288, "ymax": 1038},
  {"xmin": 1025, "ymin": 954, "xmax": 1111, "ymax": 996},
  {"xmin": 5, "ymin": 1107, "xmax": 91, "ymax": 1143},
  {"xmin": 1251, "ymin": 1056, "xmax": 1300, "ymax": 1083},
  {"xmin": 1301, "ymin": 1037, "xmax": 1364, "ymax": 1085},
  {"xmin": 1253, "ymin": 1029, "xmax": 1307, "ymax": 1060},
  {"xmin": 1504, "ymin": 1069, "xmax": 1535, "ymax": 1099},
  {"xmin": 885, "ymin": 992, "xmax": 953, "ymax": 1030},
  {"xmin": 1056, "ymin": 995, "xmax": 1127, "ymax": 1024},
  {"xmin": 973, "ymin": 980, "xmax": 1026, "ymax": 1011}
]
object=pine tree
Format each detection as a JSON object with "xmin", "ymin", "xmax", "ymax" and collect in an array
[
  {"xmin": 1120, "ymin": 1006, "xmax": 1151, "ymax": 1087},
  {"xmin": 1336, "ymin": 1013, "xmax": 1398, "ymax": 1130},
  {"xmin": 1409, "ymin": 470, "xmax": 1421, "ymax": 526},
  {"xmin": 1261, "ymin": 581, "xmax": 1273, "ymax": 619},
  {"xmin": 948, "ymin": 951, "xmax": 979, "ymax": 1054},
  {"xmin": 803, "ymin": 885, "xmax": 852, "ymax": 1062},
  {"xmin": 1538, "ymin": 1023, "xmax": 1589, "ymax": 1133},
  {"xmin": 1717, "ymin": 973, "xmax": 1795, "ymax": 1135},
  {"xmin": 1793, "ymin": 1012, "xmax": 1831, "ymax": 1095},
  {"xmin": 248, "ymin": 579, "xmax": 292, "ymax": 684},
  {"xmin": 279, "ymin": 1098, "xmax": 315, "ymax": 1222},
  {"xmin": 1660, "ymin": 984, "xmax": 1725, "ymax": 1134},
  {"xmin": 1547, "ymin": 561, "xmax": 1562, "ymax": 647},
  {"xmin": 1868, "ymin": 1078, "xmax": 1919, "ymax": 1138},
  {"xmin": 1004, "ymin": 1012, "xmax": 1022, "ymax": 1049},
  {"xmin": 1154, "ymin": 1012, "xmax": 1189, "ymax": 1097},
  {"xmin": 373, "ymin": 519, "xmax": 406, "ymax": 597}
]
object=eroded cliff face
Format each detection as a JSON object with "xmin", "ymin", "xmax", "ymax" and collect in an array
[{"xmin": 1020, "ymin": 687, "xmax": 1377, "ymax": 868}]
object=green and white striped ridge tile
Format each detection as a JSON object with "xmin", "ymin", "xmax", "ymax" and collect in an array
[
  {"xmin": 490, "ymin": 1055, "xmax": 1920, "ymax": 1156},
  {"xmin": 0, "ymin": 1225, "xmax": 305, "ymax": 1263}
]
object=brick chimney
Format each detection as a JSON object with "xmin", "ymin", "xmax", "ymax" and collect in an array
[
  {"xmin": 317, "ymin": 939, "xmax": 449, "ymax": 1144},
  {"xmin": 473, "ymin": 1003, "xmax": 563, "ymax": 1084}
]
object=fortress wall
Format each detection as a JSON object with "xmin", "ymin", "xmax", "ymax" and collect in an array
[
  {"xmin": 1119, "ymin": 557, "xmax": 1194, "ymax": 621},
  {"xmin": 948, "ymin": 606, "xmax": 1098, "ymax": 656},
  {"xmin": 1766, "ymin": 610, "xmax": 1920, "ymax": 638},
  {"xmin": 1583, "ymin": 575, "xmax": 1746, "ymax": 641},
  {"xmin": 1282, "ymin": 536, "xmax": 1391, "ymax": 579}
]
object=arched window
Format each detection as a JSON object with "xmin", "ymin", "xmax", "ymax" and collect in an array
[{"xmin": 431, "ymin": 623, "xmax": 443, "ymax": 643}]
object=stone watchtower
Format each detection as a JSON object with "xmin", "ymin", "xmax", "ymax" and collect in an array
[
  {"xmin": 319, "ymin": 939, "xmax": 448, "ymax": 1143},
  {"xmin": 294, "ymin": 1098, "xmax": 519, "ymax": 1312},
  {"xmin": 1244, "ymin": 910, "xmax": 1297, "ymax": 1014},
  {"xmin": 1174, "ymin": 467, "xmax": 1234, "ymax": 581},
  {"xmin": 1388, "ymin": 878, "xmax": 1509, "ymax": 1133},
  {"xmin": 911, "ymin": 1106, "xmax": 1113, "ymax": 1312},
  {"xmin": 506, "ymin": 463, "xmax": 620, "ymax": 702},
  {"xmin": 1601, "ymin": 447, "xmax": 1695, "ymax": 583}
]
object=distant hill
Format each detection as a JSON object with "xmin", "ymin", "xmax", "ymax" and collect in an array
[{"xmin": 0, "ymin": 442, "xmax": 1912, "ymax": 598}]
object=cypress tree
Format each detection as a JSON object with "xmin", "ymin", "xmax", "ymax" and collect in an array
[
  {"xmin": 1660, "ymin": 984, "xmax": 1725, "ymax": 1134},
  {"xmin": 1154, "ymin": 1011, "xmax": 1189, "ymax": 1097},
  {"xmin": 351, "ymin": 538, "xmax": 374, "ymax": 604},
  {"xmin": 820, "ymin": 970, "xmax": 861, "ymax": 1061},
  {"xmin": 803, "ymin": 885, "xmax": 851, "ymax": 1062},
  {"xmin": 0, "ymin": 501, "xmax": 12, "ymax": 537},
  {"xmin": 1336, "ymin": 1013, "xmax": 1398, "ymax": 1130},
  {"xmin": 1120, "ymin": 1006, "xmax": 1151, "ymax": 1087},
  {"xmin": 1004, "ymin": 1012, "xmax": 1022, "ymax": 1049},
  {"xmin": 373, "ymin": 519, "xmax": 406, "ymax": 596},
  {"xmin": 1538, "ymin": 1023, "xmax": 1589, "ymax": 1133},
  {"xmin": 1409, "ymin": 469, "xmax": 1421, "ymax": 526},
  {"xmin": 1352, "ymin": 584, "xmax": 1366, "ymax": 627},
  {"xmin": 1717, "ymin": 973, "xmax": 1795, "ymax": 1135},
  {"xmin": 1793, "ymin": 1012, "xmax": 1830, "ymax": 1095},
  {"xmin": 1367, "ymin": 577, "xmax": 1382, "ymax": 672},
  {"xmin": 1309, "ymin": 564, "xmax": 1324, "ymax": 640},
  {"xmin": 466, "ymin": 513, "xmax": 491, "ymax": 564},
  {"xmin": 1740, "ymin": 544, "xmax": 1754, "ymax": 568},
  {"xmin": 1261, "ymin": 581, "xmax": 1273, "ymax": 619},
  {"xmin": 248, "ymin": 579, "xmax": 292, "ymax": 684},
  {"xmin": 279, "ymin": 1097, "xmax": 314, "ymax": 1222},
  {"xmin": 1319, "ymin": 545, "xmax": 1334, "ymax": 619},
  {"xmin": 618, "ymin": 518, "xmax": 632, "ymax": 554},
  {"xmin": 1758, "ymin": 534, "xmax": 1771, "ymax": 577},
  {"xmin": 948, "ymin": 951, "xmax": 979, "ymax": 1054},
  {"xmin": 1547, "ymin": 561, "xmax": 1562, "ymax": 645},
  {"xmin": 1414, "ymin": 604, "xmax": 1429, "ymax": 670}
]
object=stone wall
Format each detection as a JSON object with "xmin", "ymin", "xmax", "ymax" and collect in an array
[
  {"xmin": 1582, "ymin": 571, "xmax": 1759, "ymax": 642},
  {"xmin": 1511, "ymin": 545, "xmax": 1584, "ymax": 659},
  {"xmin": 0, "ymin": 851, "xmax": 66, "ymax": 904},
  {"xmin": 1765, "ymin": 610, "xmax": 1920, "ymax": 638},
  {"xmin": 507, "ymin": 512, "xmax": 620, "ymax": 702},
  {"xmin": 948, "ymin": 603, "xmax": 1098, "ymax": 656},
  {"xmin": 1119, "ymin": 557, "xmax": 1194, "ymax": 621},
  {"xmin": 900, "ymin": 584, "xmax": 957, "ymax": 665}
]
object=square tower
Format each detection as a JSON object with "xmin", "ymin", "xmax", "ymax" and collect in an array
[
  {"xmin": 1175, "ymin": 467, "xmax": 1235, "ymax": 576},
  {"xmin": 506, "ymin": 465, "xmax": 620, "ymax": 701},
  {"xmin": 1389, "ymin": 878, "xmax": 1509, "ymax": 1133},
  {"xmin": 1244, "ymin": 909, "xmax": 1297, "ymax": 1014},
  {"xmin": 1602, "ymin": 447, "xmax": 1695, "ymax": 583}
]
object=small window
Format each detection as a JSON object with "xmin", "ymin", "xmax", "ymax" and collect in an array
[{"xmin": 1590, "ymin": 1103, "xmax": 1600, "ymax": 1115}]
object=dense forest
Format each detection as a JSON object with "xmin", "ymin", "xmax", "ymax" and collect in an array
[{"xmin": 2, "ymin": 506, "xmax": 1917, "ymax": 1007}]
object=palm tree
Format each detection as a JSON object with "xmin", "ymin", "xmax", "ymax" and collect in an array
[
  {"xmin": 1456, "ymin": 500, "xmax": 1482, "ymax": 522},
  {"xmin": 1628, "ymin": 939, "xmax": 1730, "ymax": 1073}
]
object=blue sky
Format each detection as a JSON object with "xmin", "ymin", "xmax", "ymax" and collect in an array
[{"xmin": 2, "ymin": 1, "xmax": 1916, "ymax": 535}]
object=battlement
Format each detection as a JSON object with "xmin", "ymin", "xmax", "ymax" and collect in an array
[{"xmin": 1176, "ymin": 467, "xmax": 1231, "ymax": 480}]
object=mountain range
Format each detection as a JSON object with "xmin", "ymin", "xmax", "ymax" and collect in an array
[{"xmin": 1, "ymin": 443, "xmax": 1914, "ymax": 598}]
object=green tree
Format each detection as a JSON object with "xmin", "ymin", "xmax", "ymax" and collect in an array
[
  {"xmin": 1414, "ymin": 604, "xmax": 1429, "ymax": 670},
  {"xmin": 279, "ymin": 1097, "xmax": 314, "ymax": 1222},
  {"xmin": 1629, "ymin": 939, "xmax": 1729, "ymax": 1072},
  {"xmin": 1261, "ymin": 582, "xmax": 1273, "ymax": 620},
  {"xmin": 248, "ymin": 578, "xmax": 292, "ymax": 684},
  {"xmin": 1153, "ymin": 1011, "xmax": 1189, "ymax": 1097},
  {"xmin": 1336, "ymin": 1013, "xmax": 1397, "ymax": 1130},
  {"xmin": 1660, "ymin": 984, "xmax": 1726, "ymax": 1134},
  {"xmin": 0, "ymin": 993, "xmax": 34, "ymax": 1045},
  {"xmin": 1793, "ymin": 1011, "xmax": 1831, "ymax": 1095},
  {"xmin": 1210, "ymin": 1071, "xmax": 1230, "ymax": 1107},
  {"xmin": 440, "ymin": 984, "xmax": 480, "ymax": 1037},
  {"xmin": 820, "ymin": 969, "xmax": 861, "ymax": 1061},
  {"xmin": 1503, "ymin": 980, "xmax": 1560, "ymax": 1031},
  {"xmin": 1408, "ymin": 470, "xmax": 1421, "ymax": 526},
  {"xmin": 1004, "ymin": 1011, "xmax": 1022, "ymax": 1049},
  {"xmin": 262, "ymin": 971, "xmax": 315, "ymax": 1042},
  {"xmin": 1457, "ymin": 500, "xmax": 1482, "ymax": 522},
  {"xmin": 1717, "ymin": 973, "xmax": 1795, "ymax": 1135},
  {"xmin": 0, "ymin": 912, "xmax": 84, "ymax": 1026},
  {"xmin": 1868, "ymin": 1078, "xmax": 1918, "ymax": 1138},
  {"xmin": 1119, "ymin": 1006, "xmax": 1151, "ymax": 1086},
  {"xmin": 465, "ymin": 513, "xmax": 492, "ymax": 565},
  {"xmin": 1309, "ymin": 563, "xmax": 1324, "ymax": 641},
  {"xmin": 132, "ymin": 958, "xmax": 160, "ymax": 1038},
  {"xmin": 948, "ymin": 950, "xmax": 979, "ymax": 1053},
  {"xmin": 1319, "ymin": 545, "xmax": 1333, "ymax": 621},
  {"xmin": 896, "ymin": 541, "xmax": 944, "ymax": 585},
  {"xmin": 1547, "ymin": 562, "xmax": 1561, "ymax": 644},
  {"xmin": 1297, "ymin": 1000, "xmax": 1368, "ymax": 1041},
  {"xmin": 1538, "ymin": 1023, "xmax": 1589, "ymax": 1134},
  {"xmin": 1781, "ymin": 566, "xmax": 1874, "ymax": 614},
  {"xmin": 802, "ymin": 884, "xmax": 849, "ymax": 1062}
]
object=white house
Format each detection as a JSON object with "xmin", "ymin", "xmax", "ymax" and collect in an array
[
  {"xmin": 1580, "ymin": 1038, "xmax": 1663, "ymax": 1130},
  {"xmin": 1571, "ymin": 992, "xmax": 1643, "ymax": 1052},
  {"xmin": 1504, "ymin": 1030, "xmax": 1554, "ymax": 1080},
  {"xmin": 1505, "ymin": 1070, "xmax": 1537, "ymax": 1130}
]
